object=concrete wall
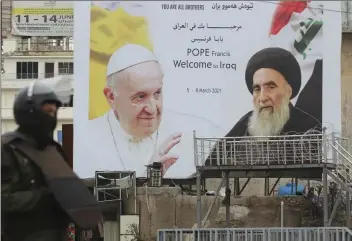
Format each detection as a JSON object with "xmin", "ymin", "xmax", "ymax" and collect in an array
[{"xmin": 122, "ymin": 187, "xmax": 341, "ymax": 241}]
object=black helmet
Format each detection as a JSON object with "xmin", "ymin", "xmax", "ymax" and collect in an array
[{"xmin": 14, "ymin": 81, "xmax": 63, "ymax": 142}]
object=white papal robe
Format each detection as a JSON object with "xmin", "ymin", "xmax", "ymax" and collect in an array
[{"xmin": 74, "ymin": 109, "xmax": 225, "ymax": 179}]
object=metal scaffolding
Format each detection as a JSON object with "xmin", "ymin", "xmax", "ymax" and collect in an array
[{"xmin": 192, "ymin": 131, "xmax": 352, "ymax": 229}]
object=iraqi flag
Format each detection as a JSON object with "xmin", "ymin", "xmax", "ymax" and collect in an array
[
  {"xmin": 269, "ymin": 1, "xmax": 323, "ymax": 60},
  {"xmin": 269, "ymin": 1, "xmax": 323, "ymax": 123}
]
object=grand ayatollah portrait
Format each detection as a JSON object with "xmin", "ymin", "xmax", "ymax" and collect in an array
[
  {"xmin": 228, "ymin": 47, "xmax": 321, "ymax": 138},
  {"xmin": 206, "ymin": 47, "xmax": 322, "ymax": 166}
]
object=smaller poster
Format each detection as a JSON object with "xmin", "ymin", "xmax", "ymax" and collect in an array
[{"xmin": 11, "ymin": 1, "xmax": 73, "ymax": 37}]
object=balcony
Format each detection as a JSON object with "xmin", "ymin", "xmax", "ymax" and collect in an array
[
  {"xmin": 19, "ymin": 38, "xmax": 73, "ymax": 52},
  {"xmin": 1, "ymin": 107, "xmax": 73, "ymax": 121},
  {"xmin": 2, "ymin": 37, "xmax": 74, "ymax": 55},
  {"xmin": 1, "ymin": 73, "xmax": 73, "ymax": 89},
  {"xmin": 2, "ymin": 72, "xmax": 73, "ymax": 80}
]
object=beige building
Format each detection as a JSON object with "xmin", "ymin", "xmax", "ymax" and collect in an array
[
  {"xmin": 1, "ymin": 38, "xmax": 74, "ymax": 142},
  {"xmin": 0, "ymin": 0, "xmax": 74, "ymax": 142},
  {"xmin": 1, "ymin": 37, "xmax": 74, "ymax": 142},
  {"xmin": 341, "ymin": 1, "xmax": 352, "ymax": 143},
  {"xmin": 0, "ymin": 0, "xmax": 73, "ymax": 142}
]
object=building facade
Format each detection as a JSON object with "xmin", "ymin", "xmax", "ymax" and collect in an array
[
  {"xmin": 1, "ymin": 36, "xmax": 74, "ymax": 142},
  {"xmin": 0, "ymin": 0, "xmax": 74, "ymax": 143}
]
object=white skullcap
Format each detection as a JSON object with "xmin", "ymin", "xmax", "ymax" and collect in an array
[{"xmin": 106, "ymin": 44, "xmax": 158, "ymax": 77}]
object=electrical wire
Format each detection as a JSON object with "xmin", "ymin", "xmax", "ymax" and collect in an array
[{"xmin": 261, "ymin": 1, "xmax": 344, "ymax": 14}]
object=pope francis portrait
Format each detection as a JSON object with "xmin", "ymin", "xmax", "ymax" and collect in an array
[{"xmin": 82, "ymin": 44, "xmax": 224, "ymax": 178}]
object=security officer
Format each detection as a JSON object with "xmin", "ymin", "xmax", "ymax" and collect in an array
[{"xmin": 1, "ymin": 81, "xmax": 102, "ymax": 241}]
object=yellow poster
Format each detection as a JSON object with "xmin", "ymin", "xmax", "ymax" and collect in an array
[
  {"xmin": 89, "ymin": 3, "xmax": 153, "ymax": 119},
  {"xmin": 11, "ymin": 1, "xmax": 73, "ymax": 36}
]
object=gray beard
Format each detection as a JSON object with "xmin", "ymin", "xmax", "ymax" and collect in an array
[{"xmin": 248, "ymin": 99, "xmax": 290, "ymax": 136}]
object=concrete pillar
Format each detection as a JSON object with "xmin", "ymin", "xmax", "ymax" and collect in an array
[
  {"xmin": 264, "ymin": 178, "xmax": 270, "ymax": 196},
  {"xmin": 233, "ymin": 178, "xmax": 240, "ymax": 195},
  {"xmin": 103, "ymin": 221, "xmax": 119, "ymax": 241}
]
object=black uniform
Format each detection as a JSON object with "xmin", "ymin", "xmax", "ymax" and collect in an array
[{"xmin": 1, "ymin": 82, "xmax": 102, "ymax": 241}]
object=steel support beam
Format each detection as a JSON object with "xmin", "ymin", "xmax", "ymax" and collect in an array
[
  {"xmin": 225, "ymin": 172, "xmax": 230, "ymax": 227},
  {"xmin": 269, "ymin": 178, "xmax": 281, "ymax": 196},
  {"xmin": 264, "ymin": 178, "xmax": 270, "ymax": 196},
  {"xmin": 238, "ymin": 178, "xmax": 251, "ymax": 195},
  {"xmin": 328, "ymin": 192, "xmax": 342, "ymax": 226},
  {"xmin": 323, "ymin": 166, "xmax": 329, "ymax": 227},
  {"xmin": 201, "ymin": 176, "xmax": 225, "ymax": 227},
  {"xmin": 233, "ymin": 178, "xmax": 240, "ymax": 196},
  {"xmin": 196, "ymin": 169, "xmax": 202, "ymax": 228},
  {"xmin": 347, "ymin": 192, "xmax": 351, "ymax": 227}
]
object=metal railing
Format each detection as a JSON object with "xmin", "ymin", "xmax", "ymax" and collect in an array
[
  {"xmin": 1, "ymin": 72, "xmax": 73, "ymax": 81},
  {"xmin": 195, "ymin": 133, "xmax": 325, "ymax": 166},
  {"xmin": 14, "ymin": 38, "xmax": 74, "ymax": 52},
  {"xmin": 94, "ymin": 171, "xmax": 136, "ymax": 203},
  {"xmin": 157, "ymin": 227, "xmax": 352, "ymax": 241},
  {"xmin": 331, "ymin": 141, "xmax": 352, "ymax": 183}
]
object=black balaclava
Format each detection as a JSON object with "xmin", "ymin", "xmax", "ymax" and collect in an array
[
  {"xmin": 18, "ymin": 102, "xmax": 58, "ymax": 149},
  {"xmin": 14, "ymin": 83, "xmax": 62, "ymax": 149}
]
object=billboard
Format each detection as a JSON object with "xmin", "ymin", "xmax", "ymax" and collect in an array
[
  {"xmin": 12, "ymin": 1, "xmax": 73, "ymax": 36},
  {"xmin": 74, "ymin": 1, "xmax": 341, "ymax": 179}
]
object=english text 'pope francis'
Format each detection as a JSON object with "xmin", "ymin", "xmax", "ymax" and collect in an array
[{"xmin": 78, "ymin": 44, "xmax": 224, "ymax": 179}]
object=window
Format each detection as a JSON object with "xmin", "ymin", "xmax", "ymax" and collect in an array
[
  {"xmin": 58, "ymin": 62, "xmax": 74, "ymax": 75},
  {"xmin": 48, "ymin": 36, "xmax": 64, "ymax": 47},
  {"xmin": 16, "ymin": 62, "xmax": 38, "ymax": 79},
  {"xmin": 57, "ymin": 130, "xmax": 63, "ymax": 144},
  {"xmin": 48, "ymin": 36, "xmax": 63, "ymax": 40},
  {"xmin": 62, "ymin": 94, "xmax": 73, "ymax": 107}
]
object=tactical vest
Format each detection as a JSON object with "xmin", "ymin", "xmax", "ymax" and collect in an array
[{"xmin": 1, "ymin": 131, "xmax": 102, "ymax": 229}]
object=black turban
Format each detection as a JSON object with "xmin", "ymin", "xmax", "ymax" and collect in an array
[{"xmin": 245, "ymin": 47, "xmax": 301, "ymax": 99}]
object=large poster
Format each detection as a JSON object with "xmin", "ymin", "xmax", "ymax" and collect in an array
[
  {"xmin": 12, "ymin": 1, "xmax": 73, "ymax": 36},
  {"xmin": 74, "ymin": 1, "xmax": 341, "ymax": 179}
]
